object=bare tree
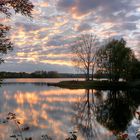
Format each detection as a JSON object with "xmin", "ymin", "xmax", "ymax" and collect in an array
[{"xmin": 71, "ymin": 34, "xmax": 99, "ymax": 81}]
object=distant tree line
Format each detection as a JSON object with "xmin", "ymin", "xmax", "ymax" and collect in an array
[{"xmin": 0, "ymin": 71, "xmax": 85, "ymax": 78}]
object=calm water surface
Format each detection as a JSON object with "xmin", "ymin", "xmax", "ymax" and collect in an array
[
  {"xmin": 3, "ymin": 78, "xmax": 84, "ymax": 83},
  {"xmin": 0, "ymin": 79, "xmax": 140, "ymax": 140}
]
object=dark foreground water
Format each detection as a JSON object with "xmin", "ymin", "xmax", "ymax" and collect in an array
[{"xmin": 0, "ymin": 79, "xmax": 140, "ymax": 140}]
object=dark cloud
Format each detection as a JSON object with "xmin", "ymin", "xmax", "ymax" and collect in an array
[
  {"xmin": 47, "ymin": 35, "xmax": 72, "ymax": 47},
  {"xmin": 121, "ymin": 23, "xmax": 137, "ymax": 30},
  {"xmin": 57, "ymin": 0, "xmax": 75, "ymax": 11},
  {"xmin": 133, "ymin": 34, "xmax": 140, "ymax": 40},
  {"xmin": 47, "ymin": 35, "xmax": 63, "ymax": 46},
  {"xmin": 77, "ymin": 23, "xmax": 91, "ymax": 31},
  {"xmin": 126, "ymin": 15, "xmax": 140, "ymax": 21},
  {"xmin": 15, "ymin": 22, "xmax": 41, "ymax": 31},
  {"xmin": 133, "ymin": 32, "xmax": 140, "ymax": 36},
  {"xmin": 111, "ymin": 23, "xmax": 137, "ymax": 31},
  {"xmin": 46, "ymin": 46, "xmax": 70, "ymax": 54},
  {"xmin": 57, "ymin": 0, "xmax": 134, "ymax": 16}
]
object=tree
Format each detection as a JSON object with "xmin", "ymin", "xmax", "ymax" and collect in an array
[
  {"xmin": 0, "ymin": 0, "xmax": 34, "ymax": 63},
  {"xmin": 0, "ymin": 24, "xmax": 13, "ymax": 63},
  {"xmin": 96, "ymin": 38, "xmax": 135, "ymax": 82},
  {"xmin": 0, "ymin": 0, "xmax": 33, "ymax": 17},
  {"xmin": 130, "ymin": 59, "xmax": 140, "ymax": 80},
  {"xmin": 71, "ymin": 34, "xmax": 98, "ymax": 81}
]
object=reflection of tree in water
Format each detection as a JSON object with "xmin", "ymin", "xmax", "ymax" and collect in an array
[
  {"xmin": 72, "ymin": 89, "xmax": 103, "ymax": 140},
  {"xmin": 73, "ymin": 89, "xmax": 140, "ymax": 139},
  {"xmin": 96, "ymin": 90, "xmax": 140, "ymax": 134}
]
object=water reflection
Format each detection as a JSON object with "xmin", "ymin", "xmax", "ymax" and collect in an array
[
  {"xmin": 73, "ymin": 89, "xmax": 140, "ymax": 140},
  {"xmin": 0, "ymin": 84, "xmax": 85, "ymax": 140},
  {"xmin": 72, "ymin": 89, "xmax": 114, "ymax": 140},
  {"xmin": 0, "ymin": 83, "xmax": 140, "ymax": 140},
  {"xmin": 96, "ymin": 90, "xmax": 139, "ymax": 133}
]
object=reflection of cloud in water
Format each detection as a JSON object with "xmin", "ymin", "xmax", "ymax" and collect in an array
[
  {"xmin": 127, "ymin": 107, "xmax": 140, "ymax": 140},
  {"xmin": 0, "ymin": 84, "xmax": 86, "ymax": 140}
]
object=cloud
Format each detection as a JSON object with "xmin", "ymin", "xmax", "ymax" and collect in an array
[
  {"xmin": 57, "ymin": 0, "xmax": 135, "ymax": 17},
  {"xmin": 111, "ymin": 23, "xmax": 137, "ymax": 31},
  {"xmin": 77, "ymin": 23, "xmax": 92, "ymax": 31},
  {"xmin": 126, "ymin": 15, "xmax": 140, "ymax": 21},
  {"xmin": 47, "ymin": 35, "xmax": 64, "ymax": 46},
  {"xmin": 0, "ymin": 62, "xmax": 74, "ymax": 73},
  {"xmin": 0, "ymin": 0, "xmax": 140, "ymax": 72},
  {"xmin": 14, "ymin": 22, "xmax": 41, "ymax": 31}
]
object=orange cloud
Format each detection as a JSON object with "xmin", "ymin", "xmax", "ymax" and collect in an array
[
  {"xmin": 40, "ymin": 59, "xmax": 73, "ymax": 66},
  {"xmin": 39, "ymin": 2, "xmax": 49, "ymax": 7}
]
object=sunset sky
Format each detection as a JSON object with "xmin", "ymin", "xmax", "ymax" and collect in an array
[{"xmin": 0, "ymin": 0, "xmax": 140, "ymax": 73}]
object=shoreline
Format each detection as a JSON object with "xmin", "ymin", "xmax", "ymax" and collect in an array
[{"xmin": 47, "ymin": 80, "xmax": 140, "ymax": 90}]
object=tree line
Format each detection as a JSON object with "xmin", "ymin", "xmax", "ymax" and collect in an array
[
  {"xmin": 71, "ymin": 34, "xmax": 140, "ymax": 82},
  {"xmin": 0, "ymin": 71, "xmax": 85, "ymax": 78}
]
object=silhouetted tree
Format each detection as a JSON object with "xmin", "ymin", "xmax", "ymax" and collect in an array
[
  {"xmin": 130, "ymin": 59, "xmax": 140, "ymax": 80},
  {"xmin": 0, "ymin": 24, "xmax": 13, "ymax": 63},
  {"xmin": 96, "ymin": 38, "xmax": 135, "ymax": 82},
  {"xmin": 71, "ymin": 34, "xmax": 99, "ymax": 81},
  {"xmin": 0, "ymin": 0, "xmax": 34, "ymax": 63},
  {"xmin": 0, "ymin": 0, "xmax": 34, "ymax": 17}
]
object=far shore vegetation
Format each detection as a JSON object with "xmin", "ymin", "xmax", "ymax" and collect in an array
[{"xmin": 0, "ymin": 71, "xmax": 82, "ymax": 78}]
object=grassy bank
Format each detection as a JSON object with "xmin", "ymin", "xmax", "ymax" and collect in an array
[{"xmin": 47, "ymin": 80, "xmax": 137, "ymax": 90}]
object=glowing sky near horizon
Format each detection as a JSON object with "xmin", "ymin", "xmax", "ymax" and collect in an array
[{"xmin": 0, "ymin": 0, "xmax": 140, "ymax": 72}]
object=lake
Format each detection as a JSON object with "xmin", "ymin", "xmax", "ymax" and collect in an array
[
  {"xmin": 0, "ymin": 78, "xmax": 140, "ymax": 140},
  {"xmin": 2, "ymin": 78, "xmax": 84, "ymax": 83}
]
